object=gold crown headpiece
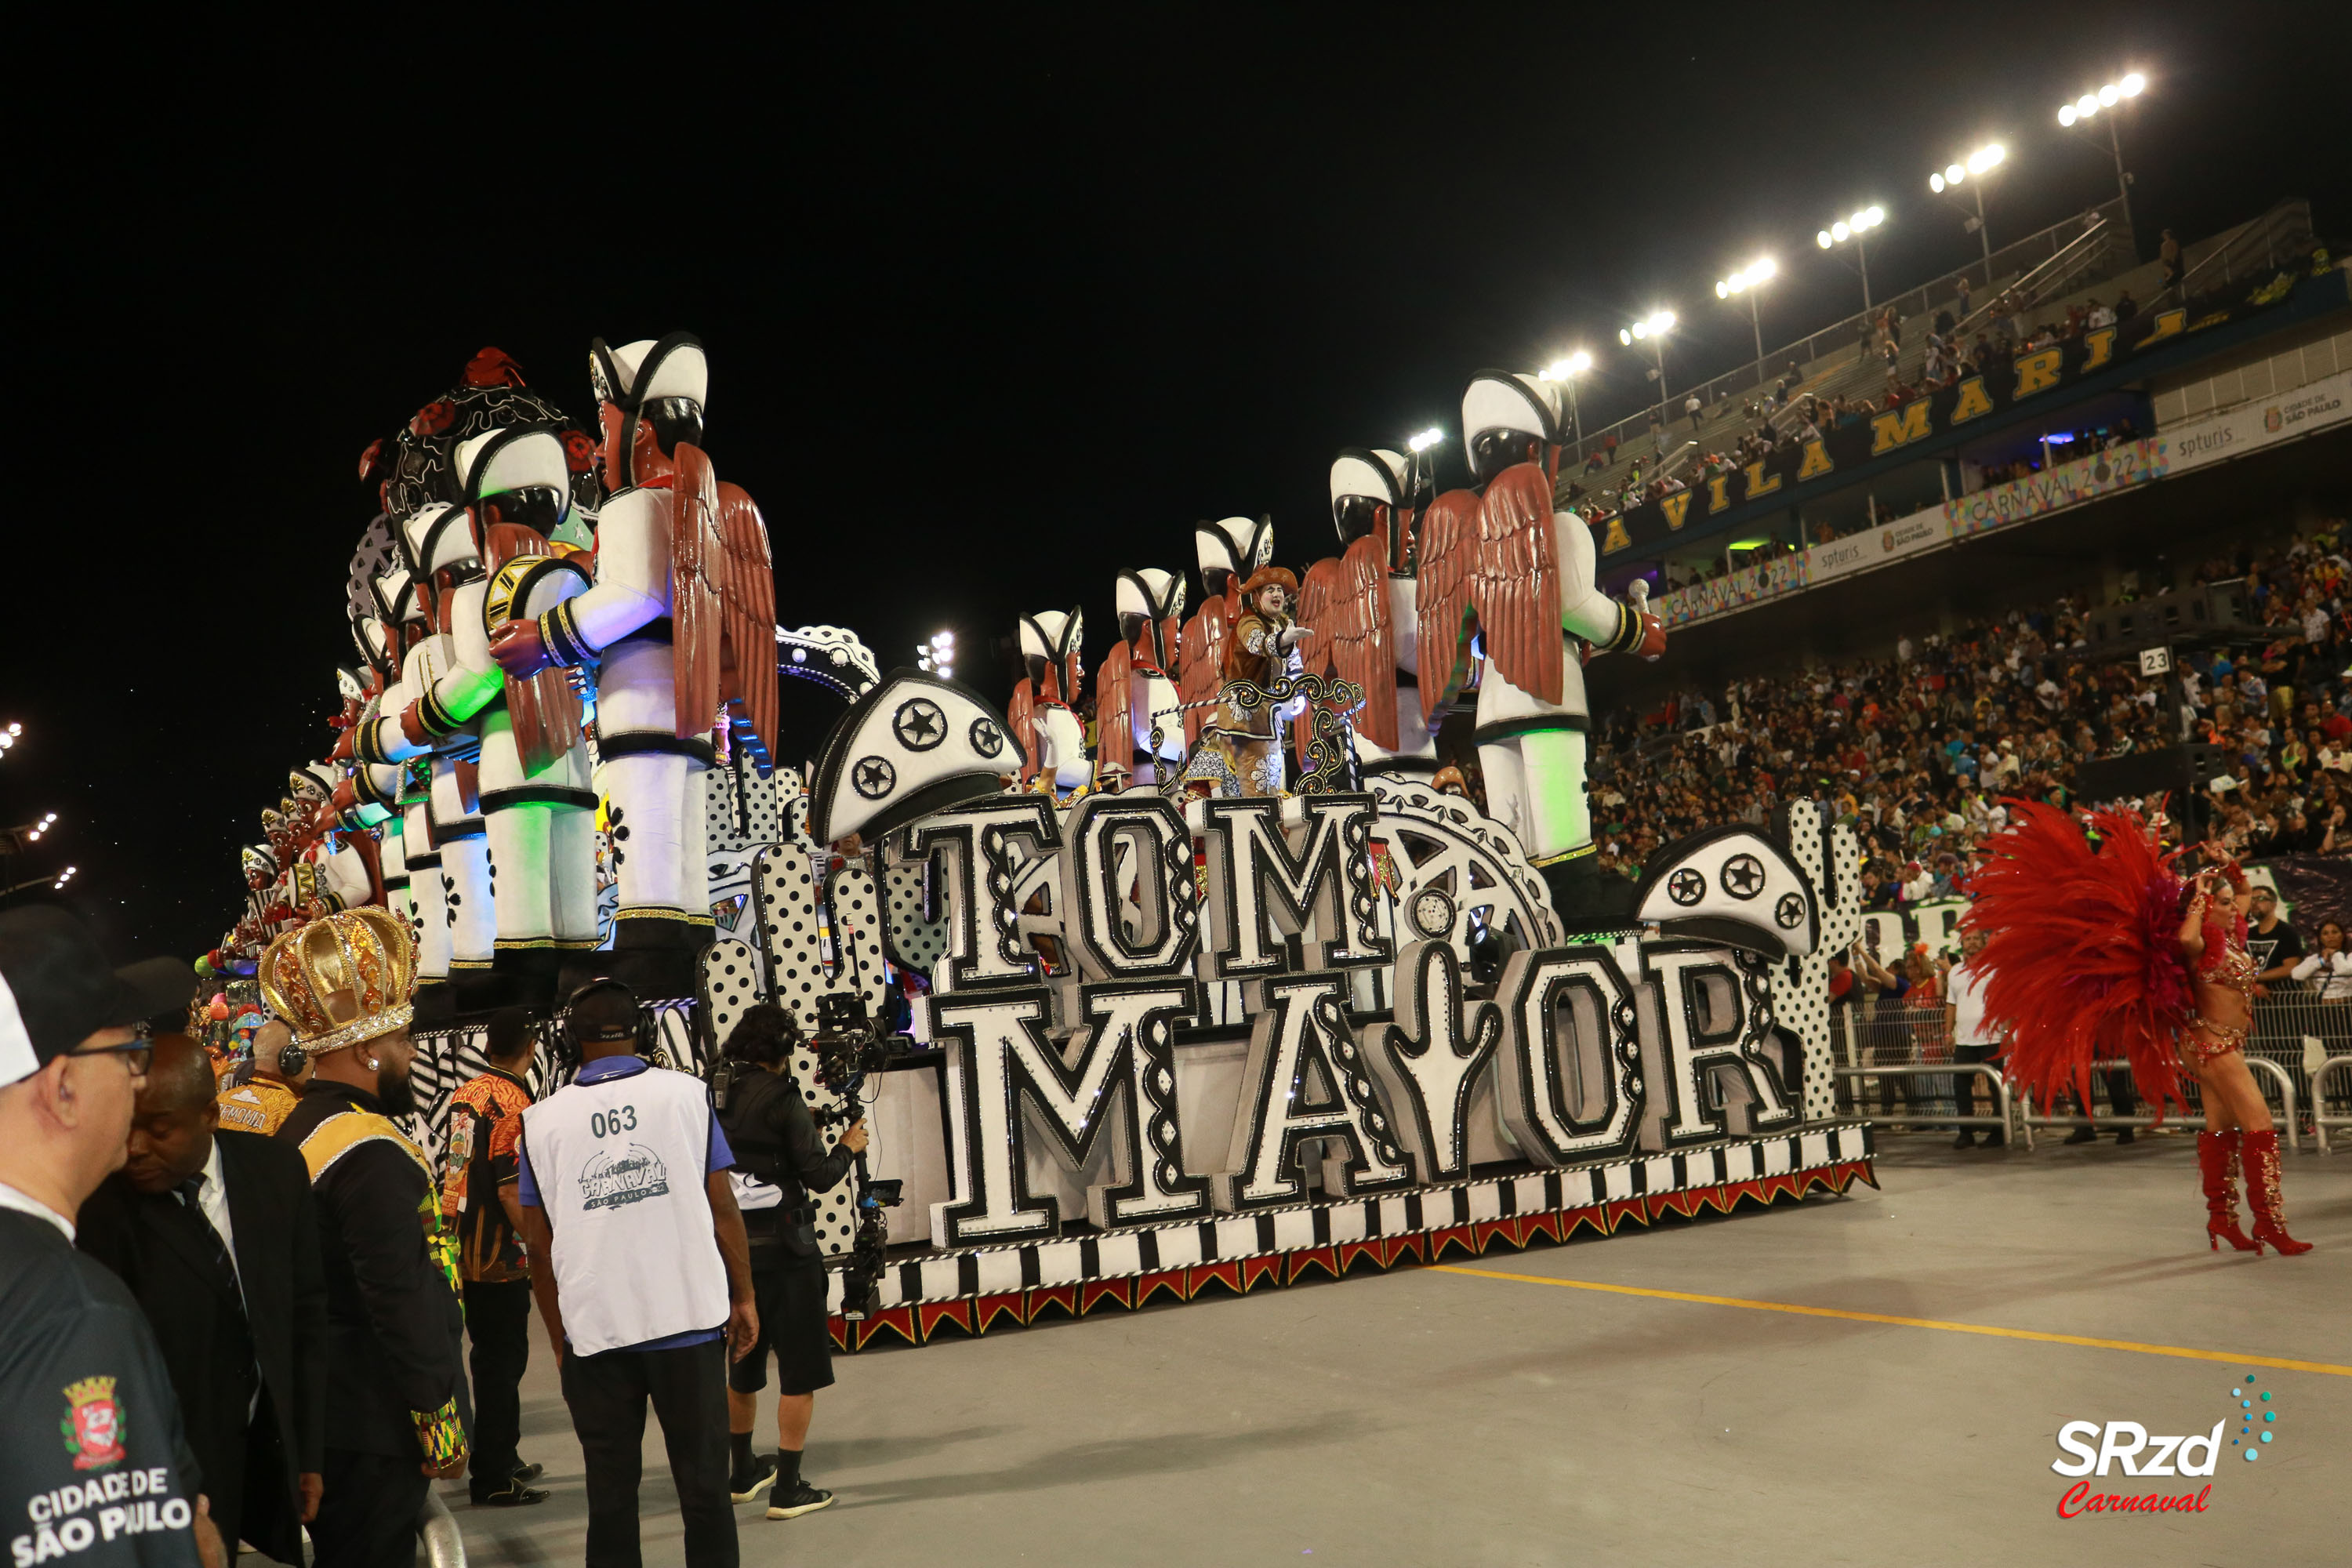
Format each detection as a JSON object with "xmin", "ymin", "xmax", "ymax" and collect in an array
[{"xmin": 258, "ymin": 906, "xmax": 418, "ymax": 1056}]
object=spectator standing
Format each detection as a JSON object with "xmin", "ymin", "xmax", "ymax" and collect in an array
[
  {"xmin": 77, "ymin": 1033, "xmax": 328, "ymax": 1565},
  {"xmin": 2160, "ymin": 229, "xmax": 2183, "ymax": 293},
  {"xmin": 517, "ymin": 979, "xmax": 755, "ymax": 1568},
  {"xmin": 1647, "ymin": 407, "xmax": 1666, "ymax": 458},
  {"xmin": 1684, "ymin": 392, "xmax": 1701, "ymax": 430},
  {"xmin": 1955, "ymin": 274, "xmax": 1973, "ymax": 320},
  {"xmin": 0, "ymin": 906, "xmax": 223, "ymax": 1568},
  {"xmin": 439, "ymin": 1008, "xmax": 550, "ymax": 1508},
  {"xmin": 270, "ymin": 910, "xmax": 470, "ymax": 1568},
  {"xmin": 716, "ymin": 1006, "xmax": 865, "ymax": 1519},
  {"xmin": 2243, "ymin": 887, "xmax": 2304, "ymax": 988},
  {"xmin": 1945, "ymin": 928, "xmax": 2007, "ymax": 1148}
]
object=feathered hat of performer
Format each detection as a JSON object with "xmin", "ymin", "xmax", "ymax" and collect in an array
[
  {"xmin": 1236, "ymin": 565, "xmax": 1301, "ymax": 604},
  {"xmin": 256, "ymin": 906, "xmax": 418, "ymax": 1058}
]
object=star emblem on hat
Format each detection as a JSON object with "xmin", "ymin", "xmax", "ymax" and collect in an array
[
  {"xmin": 1720, "ymin": 853, "xmax": 1766, "ymax": 900},
  {"xmin": 851, "ymin": 757, "xmax": 897, "ymax": 799},
  {"xmin": 893, "ymin": 698, "xmax": 947, "ymax": 752},
  {"xmin": 969, "ymin": 717, "xmax": 1004, "ymax": 758},
  {"xmin": 1667, "ymin": 868, "xmax": 1705, "ymax": 906},
  {"xmin": 1774, "ymin": 891, "xmax": 1806, "ymax": 929}
]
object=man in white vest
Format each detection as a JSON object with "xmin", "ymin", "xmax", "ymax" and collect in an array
[{"xmin": 515, "ymin": 979, "xmax": 756, "ymax": 1567}]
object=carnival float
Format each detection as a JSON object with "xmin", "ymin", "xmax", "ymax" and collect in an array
[{"xmin": 207, "ymin": 340, "xmax": 1876, "ymax": 1348}]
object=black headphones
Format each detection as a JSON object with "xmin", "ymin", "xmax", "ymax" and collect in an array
[{"xmin": 555, "ymin": 977, "xmax": 655, "ymax": 1065}]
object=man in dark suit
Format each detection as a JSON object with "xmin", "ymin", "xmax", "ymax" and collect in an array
[{"xmin": 78, "ymin": 1030, "xmax": 328, "ymax": 1564}]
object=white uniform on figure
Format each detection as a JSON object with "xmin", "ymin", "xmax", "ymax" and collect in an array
[
  {"xmin": 532, "ymin": 336, "xmax": 714, "ymax": 951},
  {"xmin": 1421, "ymin": 373, "xmax": 1658, "ymax": 883},
  {"xmin": 453, "ymin": 427, "xmax": 601, "ymax": 967},
  {"xmin": 1014, "ymin": 610, "xmax": 1091, "ymax": 793}
]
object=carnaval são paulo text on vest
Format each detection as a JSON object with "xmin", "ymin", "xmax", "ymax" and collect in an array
[{"xmin": 521, "ymin": 1064, "xmax": 728, "ymax": 1356}]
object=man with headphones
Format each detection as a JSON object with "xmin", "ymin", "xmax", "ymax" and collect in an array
[
  {"xmin": 515, "ymin": 978, "xmax": 757, "ymax": 1567},
  {"xmin": 216, "ymin": 1019, "xmax": 310, "ymax": 1136}
]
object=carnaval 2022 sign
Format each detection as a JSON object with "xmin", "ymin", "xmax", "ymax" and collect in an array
[{"xmin": 891, "ymin": 792, "xmax": 1812, "ymax": 1250}]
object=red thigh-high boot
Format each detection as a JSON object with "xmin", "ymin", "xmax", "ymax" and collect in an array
[
  {"xmin": 2241, "ymin": 1129, "xmax": 2314, "ymax": 1255},
  {"xmin": 2198, "ymin": 1130, "xmax": 2258, "ymax": 1253}
]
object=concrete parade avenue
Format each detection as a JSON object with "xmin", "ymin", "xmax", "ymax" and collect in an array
[{"xmin": 436, "ymin": 1133, "xmax": 2349, "ymax": 1568}]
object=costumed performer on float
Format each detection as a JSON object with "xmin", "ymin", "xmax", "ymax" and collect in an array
[
  {"xmin": 1963, "ymin": 801, "xmax": 2311, "ymax": 1255},
  {"xmin": 1189, "ymin": 565, "xmax": 1307, "ymax": 797}
]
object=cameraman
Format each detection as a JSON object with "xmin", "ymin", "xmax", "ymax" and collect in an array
[{"xmin": 715, "ymin": 1004, "xmax": 865, "ymax": 1522}]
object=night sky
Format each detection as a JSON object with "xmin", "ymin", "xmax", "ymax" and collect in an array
[{"xmin": 10, "ymin": 6, "xmax": 2349, "ymax": 963}]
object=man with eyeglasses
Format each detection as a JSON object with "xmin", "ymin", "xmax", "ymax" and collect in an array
[{"xmin": 0, "ymin": 905, "xmax": 223, "ymax": 1566}]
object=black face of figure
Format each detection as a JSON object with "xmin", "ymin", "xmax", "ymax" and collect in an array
[
  {"xmin": 642, "ymin": 397, "xmax": 706, "ymax": 457},
  {"xmin": 479, "ymin": 485, "xmax": 568, "ymax": 538},
  {"xmin": 1334, "ymin": 494, "xmax": 1383, "ymax": 548},
  {"xmin": 1469, "ymin": 429, "xmax": 1542, "ymax": 485}
]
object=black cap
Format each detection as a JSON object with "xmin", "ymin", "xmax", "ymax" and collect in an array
[{"xmin": 0, "ymin": 907, "xmax": 198, "ymax": 1088}]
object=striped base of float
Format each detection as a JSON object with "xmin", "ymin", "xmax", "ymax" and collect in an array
[{"xmin": 828, "ymin": 1121, "xmax": 1876, "ymax": 1350}]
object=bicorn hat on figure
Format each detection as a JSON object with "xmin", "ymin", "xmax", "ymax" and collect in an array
[
  {"xmin": 399, "ymin": 501, "xmax": 477, "ymax": 579},
  {"xmin": 1196, "ymin": 516, "xmax": 1274, "ymax": 598},
  {"xmin": 808, "ymin": 671, "xmax": 1026, "ymax": 847},
  {"xmin": 1114, "ymin": 568, "xmax": 1185, "ymax": 629},
  {"xmin": 456, "ymin": 424, "xmax": 573, "ymax": 536},
  {"xmin": 257, "ymin": 906, "xmax": 419, "ymax": 1058},
  {"xmin": 1330, "ymin": 448, "xmax": 1410, "ymax": 546},
  {"xmin": 1461, "ymin": 371, "xmax": 1565, "ymax": 481},
  {"xmin": 1018, "ymin": 609, "xmax": 1085, "ymax": 680},
  {"xmin": 1631, "ymin": 825, "xmax": 1819, "ymax": 960}
]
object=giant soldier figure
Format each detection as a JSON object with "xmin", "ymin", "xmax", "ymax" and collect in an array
[
  {"xmin": 1418, "ymin": 372, "xmax": 1665, "ymax": 920},
  {"xmin": 490, "ymin": 333, "xmax": 779, "ymax": 999}
]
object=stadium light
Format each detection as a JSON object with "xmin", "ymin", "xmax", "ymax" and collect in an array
[
  {"xmin": 1618, "ymin": 311, "xmax": 1675, "ymax": 404},
  {"xmin": 1537, "ymin": 353, "xmax": 1593, "ymax": 445},
  {"xmin": 2057, "ymin": 73, "xmax": 2146, "ymax": 238},
  {"xmin": 1407, "ymin": 427, "xmax": 1444, "ymax": 453},
  {"xmin": 53, "ymin": 866, "xmax": 76, "ymax": 890},
  {"xmin": 1929, "ymin": 144, "xmax": 2004, "ymax": 269},
  {"xmin": 1715, "ymin": 258, "xmax": 1777, "ymax": 372},
  {"xmin": 1817, "ymin": 205, "xmax": 1884, "ymax": 311}
]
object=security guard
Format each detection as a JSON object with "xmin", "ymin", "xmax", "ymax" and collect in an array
[
  {"xmin": 715, "ymin": 1004, "xmax": 863, "ymax": 1519},
  {"xmin": 0, "ymin": 906, "xmax": 220, "ymax": 1568},
  {"xmin": 516, "ymin": 979, "xmax": 756, "ymax": 1568}
]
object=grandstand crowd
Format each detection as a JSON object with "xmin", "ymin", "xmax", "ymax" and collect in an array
[
  {"xmin": 1564, "ymin": 280, "xmax": 2154, "ymax": 531},
  {"xmin": 1582, "ymin": 517, "xmax": 2352, "ymax": 902}
]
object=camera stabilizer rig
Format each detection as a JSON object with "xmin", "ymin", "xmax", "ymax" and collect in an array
[{"xmin": 808, "ymin": 992, "xmax": 904, "ymax": 1319}]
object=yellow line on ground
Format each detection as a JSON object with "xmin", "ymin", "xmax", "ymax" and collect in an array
[{"xmin": 1427, "ymin": 1265, "xmax": 2352, "ymax": 1377}]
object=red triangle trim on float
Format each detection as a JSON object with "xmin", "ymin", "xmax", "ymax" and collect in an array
[
  {"xmin": 1239, "ymin": 1253, "xmax": 1285, "ymax": 1292},
  {"xmin": 1026, "ymin": 1283, "xmax": 1080, "ymax": 1321},
  {"xmin": 972, "ymin": 1292, "xmax": 1029, "ymax": 1334},
  {"xmin": 1428, "ymin": 1224, "xmax": 1478, "ymax": 1261},
  {"xmin": 1133, "ymin": 1269, "xmax": 1189, "ymax": 1307},
  {"xmin": 1188, "ymin": 1260, "xmax": 1243, "ymax": 1298},
  {"xmin": 1287, "ymin": 1245, "xmax": 1341, "ymax": 1283},
  {"xmin": 1605, "ymin": 1197, "xmax": 1651, "ymax": 1230},
  {"xmin": 1080, "ymin": 1278, "xmax": 1134, "ymax": 1316},
  {"xmin": 1338, "ymin": 1239, "xmax": 1386, "ymax": 1274},
  {"xmin": 917, "ymin": 1299, "xmax": 975, "ymax": 1341}
]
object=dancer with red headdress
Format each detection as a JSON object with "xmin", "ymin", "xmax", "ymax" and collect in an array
[{"xmin": 1963, "ymin": 800, "xmax": 2311, "ymax": 1256}]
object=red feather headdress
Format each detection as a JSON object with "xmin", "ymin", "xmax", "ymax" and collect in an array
[{"xmin": 1960, "ymin": 800, "xmax": 2194, "ymax": 1120}]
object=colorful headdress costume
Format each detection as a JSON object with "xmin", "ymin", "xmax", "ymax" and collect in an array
[
  {"xmin": 1960, "ymin": 800, "xmax": 2210, "ymax": 1118},
  {"xmin": 257, "ymin": 906, "xmax": 419, "ymax": 1057}
]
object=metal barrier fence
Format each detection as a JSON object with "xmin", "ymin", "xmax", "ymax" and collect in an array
[{"xmin": 1826, "ymin": 991, "xmax": 2352, "ymax": 1150}]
